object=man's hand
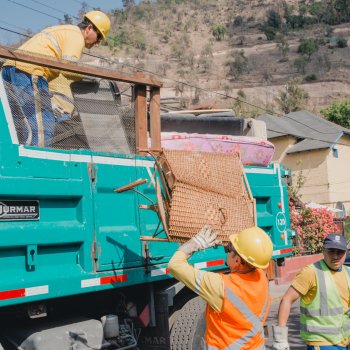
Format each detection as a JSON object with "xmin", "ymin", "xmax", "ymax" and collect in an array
[
  {"xmin": 272, "ymin": 325, "xmax": 289, "ymax": 350},
  {"xmin": 178, "ymin": 225, "xmax": 221, "ymax": 257}
]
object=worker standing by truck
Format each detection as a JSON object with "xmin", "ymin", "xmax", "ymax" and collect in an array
[
  {"xmin": 1, "ymin": 10, "xmax": 110, "ymax": 147},
  {"xmin": 168, "ymin": 225, "xmax": 273, "ymax": 350},
  {"xmin": 273, "ymin": 233, "xmax": 350, "ymax": 350}
]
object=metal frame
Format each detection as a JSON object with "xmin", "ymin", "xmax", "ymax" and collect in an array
[{"xmin": 0, "ymin": 46, "xmax": 162, "ymax": 154}]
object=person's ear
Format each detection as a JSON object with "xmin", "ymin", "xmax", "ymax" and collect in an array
[{"xmin": 234, "ymin": 255, "xmax": 241, "ymax": 265}]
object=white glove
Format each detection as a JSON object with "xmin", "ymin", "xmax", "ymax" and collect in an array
[
  {"xmin": 178, "ymin": 225, "xmax": 221, "ymax": 257},
  {"xmin": 52, "ymin": 102, "xmax": 65, "ymax": 117},
  {"xmin": 272, "ymin": 325, "xmax": 289, "ymax": 350}
]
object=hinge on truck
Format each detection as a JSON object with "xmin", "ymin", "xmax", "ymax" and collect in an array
[{"xmin": 88, "ymin": 163, "xmax": 96, "ymax": 182}]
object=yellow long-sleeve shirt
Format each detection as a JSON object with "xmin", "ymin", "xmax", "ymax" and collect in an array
[
  {"xmin": 6, "ymin": 24, "xmax": 85, "ymax": 81},
  {"xmin": 168, "ymin": 251, "xmax": 224, "ymax": 312}
]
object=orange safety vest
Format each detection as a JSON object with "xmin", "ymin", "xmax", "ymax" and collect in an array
[{"xmin": 205, "ymin": 269, "xmax": 270, "ymax": 350}]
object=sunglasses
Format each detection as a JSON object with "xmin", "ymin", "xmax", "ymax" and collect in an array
[{"xmin": 93, "ymin": 25, "xmax": 103, "ymax": 42}]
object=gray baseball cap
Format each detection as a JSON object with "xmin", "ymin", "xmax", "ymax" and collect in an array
[{"xmin": 323, "ymin": 234, "xmax": 347, "ymax": 251}]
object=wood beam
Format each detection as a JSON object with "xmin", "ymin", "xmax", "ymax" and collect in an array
[
  {"xmin": 135, "ymin": 85, "xmax": 147, "ymax": 155},
  {"xmin": 0, "ymin": 46, "xmax": 161, "ymax": 87},
  {"xmin": 150, "ymin": 87, "xmax": 161, "ymax": 150}
]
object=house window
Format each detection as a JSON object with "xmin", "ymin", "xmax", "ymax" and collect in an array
[{"xmin": 332, "ymin": 147, "xmax": 339, "ymax": 158}]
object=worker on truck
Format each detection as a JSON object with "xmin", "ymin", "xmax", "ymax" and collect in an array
[
  {"xmin": 168, "ymin": 225, "xmax": 273, "ymax": 350},
  {"xmin": 1, "ymin": 10, "xmax": 110, "ymax": 147}
]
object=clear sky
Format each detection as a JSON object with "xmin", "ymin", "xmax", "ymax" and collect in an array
[{"xmin": 0, "ymin": 0, "xmax": 131, "ymax": 45}]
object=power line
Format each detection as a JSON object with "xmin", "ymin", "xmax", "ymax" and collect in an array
[
  {"xmin": 0, "ymin": 19, "xmax": 29, "ymax": 33},
  {"xmin": 27, "ymin": 0, "xmax": 79, "ymax": 20},
  {"xmin": 0, "ymin": 22, "xmax": 349, "ymax": 149},
  {"xmin": 6, "ymin": 0, "xmax": 62, "ymax": 21},
  {"xmin": 1, "ymin": 2, "xmax": 283, "ymax": 115},
  {"xmin": 3, "ymin": 1, "xmax": 281, "ymax": 116},
  {"xmin": 72, "ymin": 0, "xmax": 93, "ymax": 10},
  {"xmin": 285, "ymin": 115, "xmax": 345, "ymax": 135},
  {"xmin": 4, "ymin": 0, "xmax": 350, "ymax": 128},
  {"xmin": 86, "ymin": 51, "xmax": 278, "ymax": 115},
  {"xmin": 267, "ymin": 128, "xmax": 350, "ymax": 148},
  {"xmin": 0, "ymin": 26, "xmax": 31, "ymax": 39}
]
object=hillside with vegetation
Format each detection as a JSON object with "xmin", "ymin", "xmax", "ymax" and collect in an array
[{"xmin": 87, "ymin": 0, "xmax": 350, "ymax": 118}]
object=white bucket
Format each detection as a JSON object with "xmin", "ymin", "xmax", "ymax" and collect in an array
[{"xmin": 101, "ymin": 314, "xmax": 119, "ymax": 338}]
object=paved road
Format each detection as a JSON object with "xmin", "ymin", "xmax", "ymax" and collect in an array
[{"xmin": 265, "ymin": 299, "xmax": 304, "ymax": 349}]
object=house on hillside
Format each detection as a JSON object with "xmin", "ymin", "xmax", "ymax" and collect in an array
[{"xmin": 257, "ymin": 110, "xmax": 350, "ymax": 212}]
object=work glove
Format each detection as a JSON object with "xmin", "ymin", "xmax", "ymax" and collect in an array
[
  {"xmin": 272, "ymin": 325, "xmax": 289, "ymax": 350},
  {"xmin": 52, "ymin": 102, "xmax": 65, "ymax": 117},
  {"xmin": 178, "ymin": 225, "xmax": 221, "ymax": 257}
]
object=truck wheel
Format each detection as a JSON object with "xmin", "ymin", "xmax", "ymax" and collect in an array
[{"xmin": 170, "ymin": 296, "xmax": 206, "ymax": 350}]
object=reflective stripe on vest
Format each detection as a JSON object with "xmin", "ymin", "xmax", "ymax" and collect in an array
[
  {"xmin": 207, "ymin": 344, "xmax": 265, "ymax": 350},
  {"xmin": 41, "ymin": 31, "xmax": 62, "ymax": 56},
  {"xmin": 206, "ymin": 286, "xmax": 268, "ymax": 350},
  {"xmin": 300, "ymin": 260, "xmax": 350, "ymax": 343},
  {"xmin": 195, "ymin": 270, "xmax": 205, "ymax": 294},
  {"xmin": 41, "ymin": 31, "xmax": 78, "ymax": 61},
  {"xmin": 300, "ymin": 261, "xmax": 344, "ymax": 317}
]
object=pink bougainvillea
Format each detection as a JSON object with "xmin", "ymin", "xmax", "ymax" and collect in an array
[{"xmin": 289, "ymin": 200, "xmax": 338, "ymax": 255}]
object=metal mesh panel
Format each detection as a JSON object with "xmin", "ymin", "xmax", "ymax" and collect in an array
[
  {"xmin": 169, "ymin": 182, "xmax": 255, "ymax": 243},
  {"xmin": 162, "ymin": 149, "xmax": 244, "ymax": 197},
  {"xmin": 0, "ymin": 58, "xmax": 136, "ymax": 154},
  {"xmin": 158, "ymin": 150, "xmax": 256, "ymax": 243}
]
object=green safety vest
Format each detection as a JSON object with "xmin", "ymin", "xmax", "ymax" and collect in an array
[{"xmin": 300, "ymin": 260, "xmax": 350, "ymax": 344}]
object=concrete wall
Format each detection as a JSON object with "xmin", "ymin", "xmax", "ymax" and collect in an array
[
  {"xmin": 326, "ymin": 135, "xmax": 350, "ymax": 212},
  {"xmin": 284, "ymin": 149, "xmax": 330, "ymax": 205},
  {"xmin": 276, "ymin": 253, "xmax": 323, "ymax": 285},
  {"xmin": 270, "ymin": 134, "xmax": 350, "ymax": 213},
  {"xmin": 271, "ymin": 136, "xmax": 296, "ymax": 163}
]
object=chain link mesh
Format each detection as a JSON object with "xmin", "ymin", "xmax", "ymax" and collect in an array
[
  {"xmin": 0, "ymin": 57, "xmax": 136, "ymax": 154},
  {"xmin": 159, "ymin": 149, "xmax": 255, "ymax": 243}
]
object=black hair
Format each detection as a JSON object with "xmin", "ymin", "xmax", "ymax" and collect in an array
[
  {"xmin": 77, "ymin": 18, "xmax": 91, "ymax": 30},
  {"xmin": 78, "ymin": 17, "xmax": 102, "ymax": 41}
]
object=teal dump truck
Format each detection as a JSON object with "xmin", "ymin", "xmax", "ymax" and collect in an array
[{"xmin": 0, "ymin": 47, "xmax": 292, "ymax": 350}]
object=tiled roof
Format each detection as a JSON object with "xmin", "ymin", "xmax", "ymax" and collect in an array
[{"xmin": 257, "ymin": 110, "xmax": 350, "ymax": 153}]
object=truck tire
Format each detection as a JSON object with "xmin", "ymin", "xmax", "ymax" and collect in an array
[{"xmin": 170, "ymin": 296, "xmax": 206, "ymax": 350}]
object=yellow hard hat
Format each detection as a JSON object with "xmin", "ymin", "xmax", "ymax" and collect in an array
[
  {"xmin": 84, "ymin": 11, "xmax": 111, "ymax": 40},
  {"xmin": 229, "ymin": 227, "xmax": 273, "ymax": 269}
]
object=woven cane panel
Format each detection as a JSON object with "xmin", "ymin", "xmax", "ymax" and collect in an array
[
  {"xmin": 169, "ymin": 183, "xmax": 255, "ymax": 243},
  {"xmin": 162, "ymin": 149, "xmax": 244, "ymax": 197}
]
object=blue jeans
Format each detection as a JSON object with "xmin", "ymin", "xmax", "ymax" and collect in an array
[
  {"xmin": 307, "ymin": 345, "xmax": 348, "ymax": 349},
  {"xmin": 2, "ymin": 66, "xmax": 55, "ymax": 146}
]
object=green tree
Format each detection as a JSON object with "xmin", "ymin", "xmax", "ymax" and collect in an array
[
  {"xmin": 264, "ymin": 26, "xmax": 277, "ymax": 40},
  {"xmin": 321, "ymin": 100, "xmax": 350, "ymax": 128},
  {"xmin": 230, "ymin": 89, "xmax": 260, "ymax": 117},
  {"xmin": 275, "ymin": 78, "xmax": 309, "ymax": 114},
  {"xmin": 294, "ymin": 56, "xmax": 308, "ymax": 74},
  {"xmin": 298, "ymin": 39, "xmax": 319, "ymax": 61},
  {"xmin": 122, "ymin": 0, "xmax": 135, "ymax": 8},
  {"xmin": 336, "ymin": 36, "xmax": 348, "ymax": 48},
  {"xmin": 227, "ymin": 50, "xmax": 248, "ymax": 79},
  {"xmin": 77, "ymin": 1, "xmax": 89, "ymax": 21},
  {"xmin": 267, "ymin": 9, "xmax": 282, "ymax": 29},
  {"xmin": 276, "ymin": 35, "xmax": 290, "ymax": 59},
  {"xmin": 309, "ymin": 1, "xmax": 326, "ymax": 23},
  {"xmin": 197, "ymin": 43, "xmax": 213, "ymax": 73},
  {"xmin": 63, "ymin": 14, "xmax": 73, "ymax": 24},
  {"xmin": 211, "ymin": 24, "xmax": 226, "ymax": 41}
]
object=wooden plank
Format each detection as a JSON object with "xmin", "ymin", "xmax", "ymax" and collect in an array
[
  {"xmin": 0, "ymin": 46, "xmax": 161, "ymax": 87},
  {"xmin": 135, "ymin": 85, "xmax": 147, "ymax": 154},
  {"xmin": 150, "ymin": 87, "xmax": 161, "ymax": 150},
  {"xmin": 140, "ymin": 236, "xmax": 169, "ymax": 242}
]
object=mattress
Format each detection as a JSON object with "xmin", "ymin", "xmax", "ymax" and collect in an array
[{"xmin": 158, "ymin": 132, "xmax": 275, "ymax": 166}]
